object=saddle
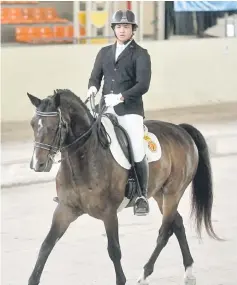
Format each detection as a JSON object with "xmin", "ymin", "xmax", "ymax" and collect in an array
[
  {"xmin": 104, "ymin": 113, "xmax": 131, "ymax": 161},
  {"xmin": 100, "ymin": 113, "xmax": 161, "ymax": 211}
]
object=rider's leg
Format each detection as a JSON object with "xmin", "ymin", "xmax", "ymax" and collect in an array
[
  {"xmin": 133, "ymin": 156, "xmax": 149, "ymax": 215},
  {"xmin": 116, "ymin": 114, "xmax": 149, "ymax": 216}
]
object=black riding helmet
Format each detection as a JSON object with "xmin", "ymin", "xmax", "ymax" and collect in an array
[{"xmin": 111, "ymin": 9, "xmax": 138, "ymax": 31}]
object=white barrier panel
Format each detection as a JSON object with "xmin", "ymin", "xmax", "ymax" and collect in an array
[{"xmin": 1, "ymin": 38, "xmax": 237, "ymax": 122}]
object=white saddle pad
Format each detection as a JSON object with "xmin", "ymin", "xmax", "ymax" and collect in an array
[{"xmin": 101, "ymin": 116, "xmax": 162, "ymax": 170}]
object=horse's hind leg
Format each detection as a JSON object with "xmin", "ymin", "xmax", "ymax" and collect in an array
[
  {"xmin": 153, "ymin": 194, "xmax": 195, "ymax": 283},
  {"xmin": 28, "ymin": 204, "xmax": 81, "ymax": 285},
  {"xmin": 173, "ymin": 213, "xmax": 196, "ymax": 285},
  {"xmin": 103, "ymin": 212, "xmax": 126, "ymax": 285},
  {"xmin": 137, "ymin": 193, "xmax": 178, "ymax": 284},
  {"xmin": 138, "ymin": 192, "xmax": 196, "ymax": 285}
]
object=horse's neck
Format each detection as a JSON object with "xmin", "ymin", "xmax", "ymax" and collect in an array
[
  {"xmin": 61, "ymin": 104, "xmax": 104, "ymax": 183},
  {"xmin": 62, "ymin": 109, "xmax": 98, "ymax": 181},
  {"xmin": 66, "ymin": 105, "xmax": 93, "ymax": 146}
]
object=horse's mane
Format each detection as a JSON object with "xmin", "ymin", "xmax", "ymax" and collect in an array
[{"xmin": 53, "ymin": 89, "xmax": 91, "ymax": 116}]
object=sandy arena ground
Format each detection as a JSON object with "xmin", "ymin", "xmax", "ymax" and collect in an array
[{"xmin": 1, "ymin": 102, "xmax": 237, "ymax": 285}]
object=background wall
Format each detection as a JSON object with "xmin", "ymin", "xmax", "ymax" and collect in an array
[{"xmin": 1, "ymin": 38, "xmax": 237, "ymax": 122}]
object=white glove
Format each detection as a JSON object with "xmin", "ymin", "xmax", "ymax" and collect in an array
[
  {"xmin": 104, "ymin": 93, "xmax": 123, "ymax": 107},
  {"xmin": 87, "ymin": 86, "xmax": 97, "ymax": 98}
]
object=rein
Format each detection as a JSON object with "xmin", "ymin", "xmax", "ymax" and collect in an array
[{"xmin": 33, "ymin": 95, "xmax": 109, "ymax": 164}]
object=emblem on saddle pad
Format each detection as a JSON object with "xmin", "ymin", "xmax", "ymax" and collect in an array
[{"xmin": 144, "ymin": 135, "xmax": 157, "ymax": 153}]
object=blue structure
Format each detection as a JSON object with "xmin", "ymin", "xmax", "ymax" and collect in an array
[{"xmin": 174, "ymin": 1, "xmax": 237, "ymax": 12}]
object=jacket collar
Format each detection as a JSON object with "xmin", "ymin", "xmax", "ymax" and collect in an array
[{"xmin": 112, "ymin": 39, "xmax": 136, "ymax": 64}]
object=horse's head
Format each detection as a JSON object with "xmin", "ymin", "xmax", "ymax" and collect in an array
[{"xmin": 27, "ymin": 91, "xmax": 68, "ymax": 172}]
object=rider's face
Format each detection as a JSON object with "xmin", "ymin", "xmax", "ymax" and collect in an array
[{"xmin": 114, "ymin": 24, "xmax": 133, "ymax": 43}]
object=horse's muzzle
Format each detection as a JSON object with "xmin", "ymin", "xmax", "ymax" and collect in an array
[{"xmin": 30, "ymin": 158, "xmax": 53, "ymax": 172}]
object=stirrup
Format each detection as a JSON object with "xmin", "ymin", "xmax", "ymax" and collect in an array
[
  {"xmin": 134, "ymin": 196, "xmax": 149, "ymax": 216},
  {"xmin": 53, "ymin": 197, "xmax": 59, "ymax": 203}
]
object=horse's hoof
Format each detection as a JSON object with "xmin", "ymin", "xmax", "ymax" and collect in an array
[
  {"xmin": 184, "ymin": 265, "xmax": 196, "ymax": 285},
  {"xmin": 137, "ymin": 272, "xmax": 149, "ymax": 285},
  {"xmin": 137, "ymin": 279, "xmax": 149, "ymax": 285},
  {"xmin": 184, "ymin": 276, "xmax": 196, "ymax": 285}
]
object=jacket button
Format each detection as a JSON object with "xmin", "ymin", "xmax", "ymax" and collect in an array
[
  {"xmin": 114, "ymin": 68, "xmax": 117, "ymax": 71},
  {"xmin": 112, "ymin": 79, "xmax": 115, "ymax": 82}
]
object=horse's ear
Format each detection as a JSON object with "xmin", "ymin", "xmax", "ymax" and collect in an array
[
  {"xmin": 54, "ymin": 92, "xmax": 60, "ymax": 108},
  {"xmin": 27, "ymin": 92, "xmax": 41, "ymax": 107}
]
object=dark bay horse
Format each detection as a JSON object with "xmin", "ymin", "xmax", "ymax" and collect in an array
[{"xmin": 27, "ymin": 89, "xmax": 221, "ymax": 285}]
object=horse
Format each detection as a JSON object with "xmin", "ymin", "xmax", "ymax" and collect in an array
[{"xmin": 26, "ymin": 89, "xmax": 221, "ymax": 285}]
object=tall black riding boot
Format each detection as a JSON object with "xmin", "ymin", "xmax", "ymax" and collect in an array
[{"xmin": 134, "ymin": 157, "xmax": 149, "ymax": 216}]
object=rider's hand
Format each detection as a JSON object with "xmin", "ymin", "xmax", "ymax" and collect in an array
[
  {"xmin": 87, "ymin": 86, "xmax": 97, "ymax": 98},
  {"xmin": 104, "ymin": 93, "xmax": 123, "ymax": 107}
]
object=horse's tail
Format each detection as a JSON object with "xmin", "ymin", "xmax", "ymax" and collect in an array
[{"xmin": 179, "ymin": 123, "xmax": 221, "ymax": 240}]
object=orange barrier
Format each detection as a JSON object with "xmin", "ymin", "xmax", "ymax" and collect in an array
[
  {"xmin": 15, "ymin": 25, "xmax": 80, "ymax": 44},
  {"xmin": 1, "ymin": 7, "xmax": 68, "ymax": 24},
  {"xmin": 16, "ymin": 26, "xmax": 54, "ymax": 43},
  {"xmin": 44, "ymin": 7, "xmax": 67, "ymax": 23},
  {"xmin": 22, "ymin": 7, "xmax": 68, "ymax": 23},
  {"xmin": 53, "ymin": 25, "xmax": 73, "ymax": 42},
  {"xmin": 1, "ymin": 7, "xmax": 26, "ymax": 24}
]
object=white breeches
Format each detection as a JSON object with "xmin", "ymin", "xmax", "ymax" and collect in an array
[{"xmin": 105, "ymin": 106, "xmax": 145, "ymax": 162}]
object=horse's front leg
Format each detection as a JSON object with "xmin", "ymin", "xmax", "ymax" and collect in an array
[
  {"xmin": 28, "ymin": 203, "xmax": 81, "ymax": 285},
  {"xmin": 103, "ymin": 211, "xmax": 126, "ymax": 285}
]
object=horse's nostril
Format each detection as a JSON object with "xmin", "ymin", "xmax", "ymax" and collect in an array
[{"xmin": 39, "ymin": 162, "xmax": 45, "ymax": 169}]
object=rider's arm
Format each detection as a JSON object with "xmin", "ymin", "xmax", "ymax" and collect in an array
[
  {"xmin": 121, "ymin": 49, "xmax": 151, "ymax": 102},
  {"xmin": 88, "ymin": 48, "xmax": 104, "ymax": 91}
]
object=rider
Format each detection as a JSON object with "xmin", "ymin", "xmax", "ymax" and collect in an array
[{"xmin": 87, "ymin": 9, "xmax": 152, "ymax": 216}]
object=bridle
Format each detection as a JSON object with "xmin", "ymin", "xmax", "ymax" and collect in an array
[
  {"xmin": 34, "ymin": 108, "xmax": 67, "ymax": 163},
  {"xmin": 33, "ymin": 95, "xmax": 108, "ymax": 164}
]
